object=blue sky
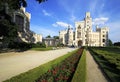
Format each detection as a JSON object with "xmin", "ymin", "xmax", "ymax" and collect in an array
[{"xmin": 26, "ymin": 0, "xmax": 120, "ymax": 42}]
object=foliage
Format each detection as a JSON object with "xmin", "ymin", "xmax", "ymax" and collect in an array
[
  {"xmin": 0, "ymin": 19, "xmax": 18, "ymax": 48},
  {"xmin": 46, "ymin": 35, "xmax": 51, "ymax": 38},
  {"xmin": 108, "ymin": 39, "xmax": 113, "ymax": 46},
  {"xmin": 57, "ymin": 43, "xmax": 64, "ymax": 47},
  {"xmin": 36, "ymin": 48, "xmax": 83, "ymax": 82},
  {"xmin": 0, "ymin": 0, "xmax": 46, "ymax": 11},
  {"xmin": 0, "ymin": 19, "xmax": 18, "ymax": 39},
  {"xmin": 0, "ymin": 0, "xmax": 19, "ymax": 47},
  {"xmin": 0, "ymin": 0, "xmax": 27, "ymax": 10},
  {"xmin": 8, "ymin": 42, "xmax": 32, "ymax": 50},
  {"xmin": 4, "ymin": 49, "xmax": 78, "ymax": 82},
  {"xmin": 53, "ymin": 36, "xmax": 59, "ymax": 39},
  {"xmin": 0, "ymin": 0, "xmax": 47, "ymax": 48},
  {"xmin": 114, "ymin": 42, "xmax": 120, "ymax": 46},
  {"xmin": 72, "ymin": 49, "xmax": 86, "ymax": 82},
  {"xmin": 89, "ymin": 47, "xmax": 120, "ymax": 82},
  {"xmin": 8, "ymin": 41, "xmax": 48, "ymax": 50},
  {"xmin": 36, "ymin": 0, "xmax": 47, "ymax": 4},
  {"xmin": 31, "ymin": 47, "xmax": 52, "ymax": 51},
  {"xmin": 32, "ymin": 42, "xmax": 46, "ymax": 48}
]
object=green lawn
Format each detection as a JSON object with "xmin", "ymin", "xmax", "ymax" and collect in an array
[
  {"xmin": 72, "ymin": 49, "xmax": 86, "ymax": 82},
  {"xmin": 30, "ymin": 47, "xmax": 53, "ymax": 51},
  {"xmin": 4, "ymin": 49, "xmax": 78, "ymax": 82},
  {"xmin": 89, "ymin": 47, "xmax": 120, "ymax": 82}
]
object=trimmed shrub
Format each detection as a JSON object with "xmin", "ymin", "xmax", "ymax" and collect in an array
[
  {"xmin": 36, "ymin": 48, "xmax": 83, "ymax": 82},
  {"xmin": 8, "ymin": 42, "xmax": 32, "ymax": 49}
]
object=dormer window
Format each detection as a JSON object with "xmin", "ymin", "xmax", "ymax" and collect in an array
[{"xmin": 78, "ymin": 25, "xmax": 81, "ymax": 29}]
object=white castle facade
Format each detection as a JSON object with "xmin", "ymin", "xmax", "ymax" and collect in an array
[{"xmin": 59, "ymin": 12, "xmax": 109, "ymax": 47}]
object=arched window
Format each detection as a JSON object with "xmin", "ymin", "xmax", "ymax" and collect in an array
[{"xmin": 78, "ymin": 25, "xmax": 81, "ymax": 29}]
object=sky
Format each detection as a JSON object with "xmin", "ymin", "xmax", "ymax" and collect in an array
[{"xmin": 26, "ymin": 0, "xmax": 120, "ymax": 43}]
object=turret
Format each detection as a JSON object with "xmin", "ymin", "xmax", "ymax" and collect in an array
[{"xmin": 86, "ymin": 12, "xmax": 90, "ymax": 18}]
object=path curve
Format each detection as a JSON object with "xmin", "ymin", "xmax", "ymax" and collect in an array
[
  {"xmin": 86, "ymin": 50, "xmax": 109, "ymax": 82},
  {"xmin": 0, "ymin": 48, "xmax": 76, "ymax": 82}
]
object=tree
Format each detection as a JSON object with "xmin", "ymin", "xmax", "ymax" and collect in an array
[
  {"xmin": 0, "ymin": 0, "xmax": 47, "ymax": 48},
  {"xmin": 0, "ymin": 19, "xmax": 18, "ymax": 47},
  {"xmin": 36, "ymin": 0, "xmax": 47, "ymax": 3},
  {"xmin": 114, "ymin": 42, "xmax": 120, "ymax": 46},
  {"xmin": 53, "ymin": 36, "xmax": 59, "ymax": 39},
  {"xmin": 0, "ymin": 0, "xmax": 47, "ymax": 10},
  {"xmin": 46, "ymin": 35, "xmax": 51, "ymax": 38},
  {"xmin": 108, "ymin": 39, "xmax": 113, "ymax": 46},
  {"xmin": 0, "ymin": 0, "xmax": 47, "ymax": 36}
]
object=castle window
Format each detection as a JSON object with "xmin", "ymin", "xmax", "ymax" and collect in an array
[
  {"xmin": 103, "ymin": 35, "xmax": 105, "ymax": 37},
  {"xmin": 87, "ymin": 28, "xmax": 89, "ymax": 31},
  {"xmin": 77, "ymin": 32, "xmax": 81, "ymax": 38},
  {"xmin": 103, "ymin": 39, "xmax": 105, "ymax": 42},
  {"xmin": 78, "ymin": 25, "xmax": 81, "ymax": 29}
]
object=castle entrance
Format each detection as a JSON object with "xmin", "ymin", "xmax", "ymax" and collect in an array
[{"xmin": 78, "ymin": 40, "xmax": 82, "ymax": 46}]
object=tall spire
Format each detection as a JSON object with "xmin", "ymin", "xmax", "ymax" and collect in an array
[{"xmin": 86, "ymin": 12, "xmax": 90, "ymax": 18}]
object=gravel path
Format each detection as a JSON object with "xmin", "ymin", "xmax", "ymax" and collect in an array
[
  {"xmin": 86, "ymin": 50, "xmax": 109, "ymax": 82},
  {"xmin": 0, "ymin": 48, "xmax": 76, "ymax": 82}
]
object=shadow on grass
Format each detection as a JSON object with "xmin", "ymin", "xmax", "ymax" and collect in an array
[
  {"xmin": 0, "ymin": 48, "xmax": 30, "ymax": 53},
  {"xmin": 89, "ymin": 49, "xmax": 120, "ymax": 82}
]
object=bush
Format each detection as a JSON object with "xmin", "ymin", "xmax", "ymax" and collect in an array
[
  {"xmin": 57, "ymin": 43, "xmax": 64, "ymax": 47},
  {"xmin": 8, "ymin": 42, "xmax": 32, "ymax": 49},
  {"xmin": 32, "ymin": 42, "xmax": 46, "ymax": 48}
]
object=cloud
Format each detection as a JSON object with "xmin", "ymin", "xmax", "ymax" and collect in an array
[
  {"xmin": 70, "ymin": 14, "xmax": 76, "ymax": 22},
  {"xmin": 52, "ymin": 23, "xmax": 58, "ymax": 27},
  {"xmin": 58, "ymin": 0, "xmax": 81, "ymax": 13},
  {"xmin": 92, "ymin": 17, "xmax": 109, "ymax": 25},
  {"xmin": 30, "ymin": 24, "xmax": 57, "ymax": 37},
  {"xmin": 107, "ymin": 21, "xmax": 120, "ymax": 42},
  {"xmin": 89, "ymin": 0, "xmax": 106, "ymax": 17},
  {"xmin": 52, "ymin": 21, "xmax": 73, "ymax": 28},
  {"xmin": 42, "ymin": 10, "xmax": 51, "ymax": 16},
  {"xmin": 89, "ymin": 0, "xmax": 98, "ymax": 13},
  {"xmin": 57, "ymin": 0, "xmax": 80, "ymax": 22}
]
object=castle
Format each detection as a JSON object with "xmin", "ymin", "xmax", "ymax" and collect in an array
[
  {"xmin": 12, "ymin": 7, "xmax": 42, "ymax": 43},
  {"xmin": 59, "ymin": 12, "xmax": 109, "ymax": 47}
]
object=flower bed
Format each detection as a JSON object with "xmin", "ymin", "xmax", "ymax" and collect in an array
[
  {"xmin": 72, "ymin": 49, "xmax": 86, "ymax": 82},
  {"xmin": 36, "ymin": 48, "xmax": 83, "ymax": 82}
]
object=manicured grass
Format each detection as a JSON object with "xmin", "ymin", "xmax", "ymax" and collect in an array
[
  {"xmin": 4, "ymin": 49, "xmax": 78, "ymax": 82},
  {"xmin": 72, "ymin": 49, "xmax": 86, "ymax": 82},
  {"xmin": 36, "ymin": 48, "xmax": 83, "ymax": 82},
  {"xmin": 30, "ymin": 47, "xmax": 53, "ymax": 51},
  {"xmin": 89, "ymin": 47, "xmax": 120, "ymax": 82}
]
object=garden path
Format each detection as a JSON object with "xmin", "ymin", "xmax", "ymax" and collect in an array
[
  {"xmin": 86, "ymin": 50, "xmax": 109, "ymax": 82},
  {"xmin": 0, "ymin": 48, "xmax": 76, "ymax": 82}
]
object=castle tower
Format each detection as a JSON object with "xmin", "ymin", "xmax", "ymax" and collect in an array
[
  {"xmin": 84, "ymin": 12, "xmax": 92, "ymax": 32},
  {"xmin": 59, "ymin": 12, "xmax": 109, "ymax": 47},
  {"xmin": 67, "ymin": 25, "xmax": 73, "ymax": 46}
]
